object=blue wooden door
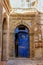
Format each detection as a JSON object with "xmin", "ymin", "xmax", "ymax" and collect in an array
[{"xmin": 18, "ymin": 32, "xmax": 30, "ymax": 57}]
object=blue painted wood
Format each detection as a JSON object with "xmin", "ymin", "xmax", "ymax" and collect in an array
[
  {"xmin": 15, "ymin": 28, "xmax": 28, "ymax": 33},
  {"xmin": 15, "ymin": 25, "xmax": 30, "ymax": 57},
  {"xmin": 18, "ymin": 32, "xmax": 30, "ymax": 57}
]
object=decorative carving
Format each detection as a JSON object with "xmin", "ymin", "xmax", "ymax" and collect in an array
[{"xmin": 35, "ymin": 41, "xmax": 43, "ymax": 48}]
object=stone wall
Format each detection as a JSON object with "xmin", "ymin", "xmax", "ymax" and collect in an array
[
  {"xmin": 7, "ymin": 13, "xmax": 43, "ymax": 60},
  {"xmin": 8, "ymin": 15, "xmax": 34, "ymax": 59},
  {"xmin": 40, "ymin": 13, "xmax": 43, "ymax": 58},
  {"xmin": 1, "ymin": 11, "xmax": 43, "ymax": 60}
]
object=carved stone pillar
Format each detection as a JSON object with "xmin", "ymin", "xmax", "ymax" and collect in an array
[{"xmin": 6, "ymin": 15, "xmax": 9, "ymax": 60}]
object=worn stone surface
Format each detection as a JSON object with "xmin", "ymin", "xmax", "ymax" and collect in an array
[
  {"xmin": 2, "ymin": 14, "xmax": 43, "ymax": 60},
  {"xmin": 6, "ymin": 59, "xmax": 43, "ymax": 65},
  {"xmin": 0, "ymin": 0, "xmax": 2, "ymax": 61},
  {"xmin": 1, "ymin": 0, "xmax": 43, "ymax": 61},
  {"xmin": 0, "ymin": 59, "xmax": 43, "ymax": 65},
  {"xmin": 0, "ymin": 61, "xmax": 6, "ymax": 65}
]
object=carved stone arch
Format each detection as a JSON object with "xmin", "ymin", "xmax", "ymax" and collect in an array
[
  {"xmin": 13, "ymin": 22, "xmax": 33, "ymax": 58},
  {"xmin": 14, "ymin": 22, "xmax": 31, "ymax": 32},
  {"xmin": 2, "ymin": 13, "xmax": 7, "ymax": 22}
]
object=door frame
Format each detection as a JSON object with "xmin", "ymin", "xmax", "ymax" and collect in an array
[{"xmin": 14, "ymin": 25, "xmax": 30, "ymax": 58}]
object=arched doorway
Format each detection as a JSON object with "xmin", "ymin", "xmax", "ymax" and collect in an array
[
  {"xmin": 2, "ymin": 18, "xmax": 7, "ymax": 61},
  {"xmin": 15, "ymin": 25, "xmax": 30, "ymax": 58}
]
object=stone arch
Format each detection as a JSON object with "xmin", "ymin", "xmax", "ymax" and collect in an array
[
  {"xmin": 3, "ymin": 18, "xmax": 7, "ymax": 30},
  {"xmin": 9, "ymin": 21, "xmax": 34, "ymax": 59},
  {"xmin": 2, "ymin": 13, "xmax": 7, "ymax": 61},
  {"xmin": 14, "ymin": 24, "xmax": 30, "ymax": 57},
  {"xmin": 14, "ymin": 22, "xmax": 31, "ymax": 32},
  {"xmin": 2, "ymin": 13, "xmax": 7, "ymax": 22},
  {"xmin": 15, "ymin": 24, "xmax": 29, "ymax": 32},
  {"xmin": 13, "ymin": 22, "xmax": 33, "ymax": 58},
  {"xmin": 2, "ymin": 12, "xmax": 8, "ymax": 31}
]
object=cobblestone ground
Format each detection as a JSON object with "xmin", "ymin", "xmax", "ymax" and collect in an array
[{"xmin": 6, "ymin": 58, "xmax": 43, "ymax": 65}]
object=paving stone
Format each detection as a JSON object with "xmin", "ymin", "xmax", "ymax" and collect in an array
[{"xmin": 6, "ymin": 59, "xmax": 43, "ymax": 65}]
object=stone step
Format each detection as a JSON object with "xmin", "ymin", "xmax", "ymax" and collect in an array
[
  {"xmin": 0, "ymin": 61, "xmax": 6, "ymax": 65},
  {"xmin": 6, "ymin": 59, "xmax": 43, "ymax": 65}
]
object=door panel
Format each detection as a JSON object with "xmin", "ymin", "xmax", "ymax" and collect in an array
[{"xmin": 18, "ymin": 32, "xmax": 30, "ymax": 57}]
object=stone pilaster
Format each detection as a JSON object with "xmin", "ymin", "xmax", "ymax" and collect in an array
[
  {"xmin": 0, "ymin": 0, "xmax": 2, "ymax": 61},
  {"xmin": 6, "ymin": 15, "xmax": 9, "ymax": 60}
]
